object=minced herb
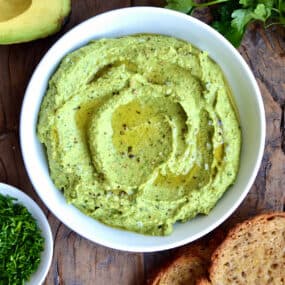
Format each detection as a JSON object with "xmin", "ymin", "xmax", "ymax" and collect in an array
[{"xmin": 0, "ymin": 194, "xmax": 45, "ymax": 285}]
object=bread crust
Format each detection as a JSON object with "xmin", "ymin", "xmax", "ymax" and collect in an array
[
  {"xmin": 149, "ymin": 212, "xmax": 285, "ymax": 285},
  {"xmin": 209, "ymin": 212, "xmax": 285, "ymax": 285},
  {"xmin": 149, "ymin": 230, "xmax": 224, "ymax": 285},
  {"xmin": 150, "ymin": 253, "xmax": 207, "ymax": 285}
]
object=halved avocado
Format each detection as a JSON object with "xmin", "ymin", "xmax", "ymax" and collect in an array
[{"xmin": 0, "ymin": 0, "xmax": 71, "ymax": 44}]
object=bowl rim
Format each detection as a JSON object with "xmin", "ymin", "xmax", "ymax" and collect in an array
[
  {"xmin": 20, "ymin": 6, "xmax": 266, "ymax": 252},
  {"xmin": 0, "ymin": 183, "xmax": 53, "ymax": 284}
]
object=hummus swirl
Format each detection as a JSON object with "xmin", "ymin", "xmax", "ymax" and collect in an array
[{"xmin": 38, "ymin": 35, "xmax": 241, "ymax": 235}]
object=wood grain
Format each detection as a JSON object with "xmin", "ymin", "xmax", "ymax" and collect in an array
[
  {"xmin": 0, "ymin": 1, "xmax": 284, "ymax": 284},
  {"xmin": 234, "ymin": 24, "xmax": 285, "ymax": 219}
]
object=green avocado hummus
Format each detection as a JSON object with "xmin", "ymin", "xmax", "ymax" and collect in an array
[{"xmin": 38, "ymin": 34, "xmax": 241, "ymax": 235}]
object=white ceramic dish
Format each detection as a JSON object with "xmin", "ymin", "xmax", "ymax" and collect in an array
[
  {"xmin": 20, "ymin": 7, "xmax": 265, "ymax": 252},
  {"xmin": 0, "ymin": 183, "xmax": 53, "ymax": 284}
]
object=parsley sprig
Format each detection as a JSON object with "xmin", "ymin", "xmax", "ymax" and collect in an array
[
  {"xmin": 0, "ymin": 194, "xmax": 45, "ymax": 285},
  {"xmin": 165, "ymin": 0, "xmax": 285, "ymax": 46}
]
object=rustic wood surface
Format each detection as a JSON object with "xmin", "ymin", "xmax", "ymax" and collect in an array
[{"xmin": 0, "ymin": 1, "xmax": 284, "ymax": 284}]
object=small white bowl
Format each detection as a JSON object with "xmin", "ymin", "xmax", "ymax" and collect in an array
[
  {"xmin": 0, "ymin": 183, "xmax": 53, "ymax": 284},
  {"xmin": 20, "ymin": 7, "xmax": 265, "ymax": 252}
]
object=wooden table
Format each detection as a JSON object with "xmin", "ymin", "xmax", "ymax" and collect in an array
[{"xmin": 0, "ymin": 1, "xmax": 284, "ymax": 284}]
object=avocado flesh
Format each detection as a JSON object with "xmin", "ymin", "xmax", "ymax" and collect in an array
[{"xmin": 0, "ymin": 0, "xmax": 71, "ymax": 44}]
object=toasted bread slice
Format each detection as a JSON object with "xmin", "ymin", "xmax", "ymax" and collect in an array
[
  {"xmin": 186, "ymin": 230, "xmax": 225, "ymax": 261},
  {"xmin": 150, "ymin": 230, "xmax": 224, "ymax": 285},
  {"xmin": 151, "ymin": 253, "xmax": 208, "ymax": 285},
  {"xmin": 209, "ymin": 212, "xmax": 285, "ymax": 285}
]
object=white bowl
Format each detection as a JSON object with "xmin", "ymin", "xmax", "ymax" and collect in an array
[
  {"xmin": 0, "ymin": 183, "xmax": 53, "ymax": 284},
  {"xmin": 20, "ymin": 7, "xmax": 265, "ymax": 252}
]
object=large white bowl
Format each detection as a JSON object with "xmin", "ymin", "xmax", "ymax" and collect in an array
[
  {"xmin": 20, "ymin": 7, "xmax": 265, "ymax": 252},
  {"xmin": 0, "ymin": 183, "xmax": 53, "ymax": 284}
]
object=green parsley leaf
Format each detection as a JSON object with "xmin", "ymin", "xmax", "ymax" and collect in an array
[
  {"xmin": 252, "ymin": 3, "xmax": 272, "ymax": 21},
  {"xmin": 165, "ymin": 0, "xmax": 196, "ymax": 13},
  {"xmin": 231, "ymin": 8, "xmax": 254, "ymax": 33},
  {"xmin": 164, "ymin": 0, "xmax": 285, "ymax": 47},
  {"xmin": 211, "ymin": 1, "xmax": 243, "ymax": 46},
  {"xmin": 230, "ymin": 3, "xmax": 272, "ymax": 46},
  {"xmin": 239, "ymin": 0, "xmax": 254, "ymax": 8}
]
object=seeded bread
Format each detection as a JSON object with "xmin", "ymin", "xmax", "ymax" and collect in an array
[
  {"xmin": 150, "ymin": 231, "xmax": 224, "ymax": 285},
  {"xmin": 151, "ymin": 252, "xmax": 208, "ymax": 285},
  {"xmin": 209, "ymin": 212, "xmax": 285, "ymax": 285}
]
